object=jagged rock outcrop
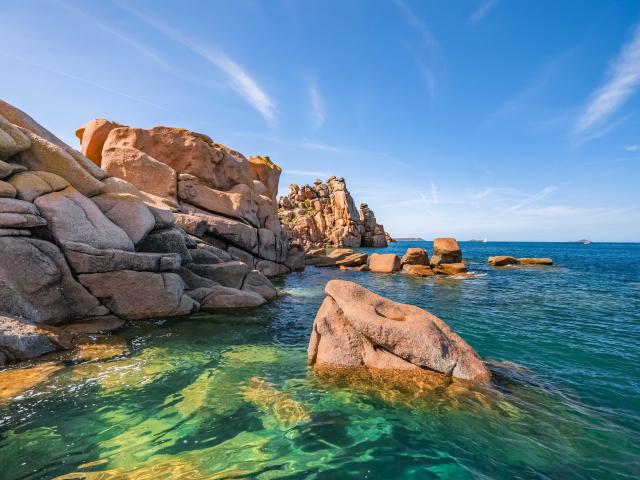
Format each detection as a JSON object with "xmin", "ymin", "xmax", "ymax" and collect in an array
[
  {"xmin": 488, "ymin": 256, "xmax": 553, "ymax": 266},
  {"xmin": 77, "ymin": 119, "xmax": 304, "ymax": 276},
  {"xmin": 308, "ymin": 280, "xmax": 491, "ymax": 383},
  {"xmin": 278, "ymin": 176, "xmax": 388, "ymax": 250},
  {"xmin": 0, "ymin": 100, "xmax": 293, "ymax": 366}
]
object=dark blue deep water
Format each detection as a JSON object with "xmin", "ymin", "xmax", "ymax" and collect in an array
[{"xmin": 1, "ymin": 241, "xmax": 639, "ymax": 479}]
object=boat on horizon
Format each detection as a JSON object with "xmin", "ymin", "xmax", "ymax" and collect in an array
[{"xmin": 578, "ymin": 239, "xmax": 592, "ymax": 244}]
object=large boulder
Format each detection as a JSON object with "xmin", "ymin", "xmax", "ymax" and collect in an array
[
  {"xmin": 35, "ymin": 187, "xmax": 134, "ymax": 251},
  {"xmin": 185, "ymin": 261, "xmax": 249, "ymax": 289},
  {"xmin": 91, "ymin": 193, "xmax": 156, "ymax": 244},
  {"xmin": 137, "ymin": 228, "xmax": 192, "ymax": 264},
  {"xmin": 101, "ymin": 146, "xmax": 178, "ymax": 202},
  {"xmin": 401, "ymin": 248, "xmax": 428, "ymax": 266},
  {"xmin": 430, "ymin": 238, "xmax": 462, "ymax": 266},
  {"xmin": 241, "ymin": 270, "xmax": 277, "ymax": 300},
  {"xmin": 518, "ymin": 257, "xmax": 553, "ymax": 265},
  {"xmin": 195, "ymin": 286, "xmax": 266, "ymax": 309},
  {"xmin": 78, "ymin": 270, "xmax": 198, "ymax": 320},
  {"xmin": 62, "ymin": 241, "xmax": 181, "ymax": 273},
  {"xmin": 308, "ymin": 280, "xmax": 491, "ymax": 383},
  {"xmin": 75, "ymin": 119, "xmax": 123, "ymax": 166},
  {"xmin": 0, "ymin": 315, "xmax": 70, "ymax": 365},
  {"xmin": 0, "ymin": 198, "xmax": 47, "ymax": 228},
  {"xmin": 0, "ymin": 113, "xmax": 31, "ymax": 158},
  {"xmin": 433, "ymin": 263, "xmax": 468, "ymax": 275},
  {"xmin": 488, "ymin": 256, "xmax": 519, "ymax": 266},
  {"xmin": 0, "ymin": 237, "xmax": 104, "ymax": 325},
  {"xmin": 368, "ymin": 253, "xmax": 401, "ymax": 273},
  {"xmin": 7, "ymin": 171, "xmax": 69, "ymax": 202},
  {"xmin": 402, "ymin": 264, "xmax": 435, "ymax": 277}
]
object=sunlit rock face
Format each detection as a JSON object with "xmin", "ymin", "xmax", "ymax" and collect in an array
[
  {"xmin": 0, "ymin": 99, "xmax": 291, "ymax": 365},
  {"xmin": 308, "ymin": 280, "xmax": 491, "ymax": 384},
  {"xmin": 77, "ymin": 119, "xmax": 304, "ymax": 276},
  {"xmin": 278, "ymin": 176, "xmax": 388, "ymax": 251}
]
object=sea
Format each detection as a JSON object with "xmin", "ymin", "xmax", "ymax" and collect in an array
[{"xmin": 1, "ymin": 241, "xmax": 639, "ymax": 479}]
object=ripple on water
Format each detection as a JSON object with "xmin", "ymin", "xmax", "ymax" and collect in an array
[{"xmin": 1, "ymin": 241, "xmax": 639, "ymax": 479}]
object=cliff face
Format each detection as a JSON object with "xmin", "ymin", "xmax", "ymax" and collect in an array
[
  {"xmin": 0, "ymin": 101, "xmax": 301, "ymax": 365},
  {"xmin": 278, "ymin": 176, "xmax": 388, "ymax": 250}
]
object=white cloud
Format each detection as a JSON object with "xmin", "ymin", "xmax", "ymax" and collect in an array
[
  {"xmin": 309, "ymin": 83, "xmax": 325, "ymax": 129},
  {"xmin": 469, "ymin": 0, "xmax": 499, "ymax": 25},
  {"xmin": 499, "ymin": 185, "xmax": 558, "ymax": 214},
  {"xmin": 119, "ymin": 4, "xmax": 277, "ymax": 125},
  {"xmin": 393, "ymin": 0, "xmax": 439, "ymax": 51},
  {"xmin": 430, "ymin": 181, "xmax": 439, "ymax": 204},
  {"xmin": 575, "ymin": 23, "xmax": 640, "ymax": 136},
  {"xmin": 626, "ymin": 144, "xmax": 640, "ymax": 152}
]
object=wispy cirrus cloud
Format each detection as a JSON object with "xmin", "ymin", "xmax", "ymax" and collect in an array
[
  {"xmin": 625, "ymin": 144, "xmax": 640, "ymax": 152},
  {"xmin": 309, "ymin": 82, "xmax": 326, "ymax": 129},
  {"xmin": 469, "ymin": 0, "xmax": 500, "ymax": 25},
  {"xmin": 499, "ymin": 185, "xmax": 558, "ymax": 214},
  {"xmin": 574, "ymin": 22, "xmax": 640, "ymax": 139},
  {"xmin": 118, "ymin": 3, "xmax": 277, "ymax": 125},
  {"xmin": 393, "ymin": 0, "xmax": 439, "ymax": 51}
]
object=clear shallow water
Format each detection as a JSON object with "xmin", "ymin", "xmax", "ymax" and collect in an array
[{"xmin": 1, "ymin": 241, "xmax": 639, "ymax": 479}]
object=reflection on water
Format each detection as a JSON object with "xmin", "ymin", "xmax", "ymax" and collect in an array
[{"xmin": 1, "ymin": 242, "xmax": 639, "ymax": 479}]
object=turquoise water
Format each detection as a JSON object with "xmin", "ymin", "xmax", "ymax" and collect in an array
[{"xmin": 1, "ymin": 241, "xmax": 639, "ymax": 479}]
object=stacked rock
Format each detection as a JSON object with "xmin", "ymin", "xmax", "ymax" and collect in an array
[
  {"xmin": 278, "ymin": 176, "xmax": 389, "ymax": 250},
  {"xmin": 0, "ymin": 100, "xmax": 298, "ymax": 366}
]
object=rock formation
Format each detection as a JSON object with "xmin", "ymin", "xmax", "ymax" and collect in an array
[
  {"xmin": 278, "ymin": 176, "xmax": 388, "ymax": 250},
  {"xmin": 488, "ymin": 256, "xmax": 553, "ymax": 266},
  {"xmin": 77, "ymin": 118, "xmax": 304, "ymax": 277},
  {"xmin": 0, "ymin": 100, "xmax": 296, "ymax": 365},
  {"xmin": 308, "ymin": 280, "xmax": 491, "ymax": 383}
]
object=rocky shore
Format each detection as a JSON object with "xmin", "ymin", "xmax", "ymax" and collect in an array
[
  {"xmin": 0, "ymin": 100, "xmax": 303, "ymax": 365},
  {"xmin": 278, "ymin": 177, "xmax": 389, "ymax": 250}
]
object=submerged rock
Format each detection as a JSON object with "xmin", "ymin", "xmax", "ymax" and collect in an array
[{"xmin": 308, "ymin": 280, "xmax": 491, "ymax": 383}]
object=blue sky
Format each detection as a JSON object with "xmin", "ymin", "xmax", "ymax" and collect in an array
[{"xmin": 2, "ymin": 0, "xmax": 640, "ymax": 241}]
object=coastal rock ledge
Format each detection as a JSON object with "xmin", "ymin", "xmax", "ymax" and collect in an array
[{"xmin": 307, "ymin": 280, "xmax": 491, "ymax": 384}]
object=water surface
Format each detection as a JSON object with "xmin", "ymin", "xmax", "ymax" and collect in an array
[{"xmin": 1, "ymin": 241, "xmax": 639, "ymax": 479}]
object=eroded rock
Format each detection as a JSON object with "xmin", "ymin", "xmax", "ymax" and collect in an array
[{"xmin": 308, "ymin": 280, "xmax": 491, "ymax": 383}]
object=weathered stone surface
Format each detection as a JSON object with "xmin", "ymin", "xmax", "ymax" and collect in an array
[
  {"xmin": 0, "ymin": 160, "xmax": 13, "ymax": 179},
  {"xmin": 198, "ymin": 286, "xmax": 266, "ymax": 309},
  {"xmin": 75, "ymin": 118, "xmax": 123, "ymax": 166},
  {"xmin": 227, "ymin": 246, "xmax": 256, "ymax": 269},
  {"xmin": 78, "ymin": 271, "xmax": 198, "ymax": 320},
  {"xmin": 174, "ymin": 213, "xmax": 208, "ymax": 237},
  {"xmin": 178, "ymin": 174, "xmax": 258, "ymax": 226},
  {"xmin": 433, "ymin": 263, "xmax": 467, "ymax": 275},
  {"xmin": 7, "ymin": 171, "xmax": 69, "ymax": 202},
  {"xmin": 402, "ymin": 264, "xmax": 435, "ymax": 277},
  {"xmin": 194, "ymin": 241, "xmax": 233, "ymax": 261},
  {"xmin": 0, "ymin": 113, "xmax": 31, "ymax": 158},
  {"xmin": 0, "ymin": 212, "xmax": 46, "ymax": 228},
  {"xmin": 191, "ymin": 212, "xmax": 258, "ymax": 253},
  {"xmin": 137, "ymin": 228, "xmax": 192, "ymax": 264},
  {"xmin": 248, "ymin": 156, "xmax": 281, "ymax": 202},
  {"xmin": 401, "ymin": 248, "xmax": 429, "ymax": 266},
  {"xmin": 241, "ymin": 270, "xmax": 277, "ymax": 300},
  {"xmin": 431, "ymin": 238, "xmax": 462, "ymax": 266},
  {"xmin": 369, "ymin": 253, "xmax": 401, "ymax": 273},
  {"xmin": 306, "ymin": 248, "xmax": 368, "ymax": 268},
  {"xmin": 284, "ymin": 245, "xmax": 305, "ymax": 272},
  {"xmin": 0, "ymin": 228, "xmax": 30, "ymax": 237},
  {"xmin": 279, "ymin": 176, "xmax": 389, "ymax": 250},
  {"xmin": 177, "ymin": 267, "xmax": 219, "ymax": 290},
  {"xmin": 186, "ymin": 261, "xmax": 248, "ymax": 289},
  {"xmin": 0, "ymin": 237, "xmax": 103, "ymax": 325},
  {"xmin": 518, "ymin": 257, "xmax": 553, "ymax": 265},
  {"xmin": 16, "ymin": 128, "xmax": 105, "ymax": 196},
  {"xmin": 0, "ymin": 315, "xmax": 69, "ymax": 364},
  {"xmin": 62, "ymin": 241, "xmax": 181, "ymax": 273},
  {"xmin": 0, "ymin": 180, "xmax": 16, "ymax": 198},
  {"xmin": 188, "ymin": 248, "xmax": 224, "ymax": 265},
  {"xmin": 488, "ymin": 256, "xmax": 519, "ymax": 266},
  {"xmin": 91, "ymin": 193, "xmax": 156, "ymax": 244},
  {"xmin": 35, "ymin": 187, "xmax": 133, "ymax": 251},
  {"xmin": 102, "ymin": 146, "xmax": 178, "ymax": 201},
  {"xmin": 59, "ymin": 316, "xmax": 125, "ymax": 335},
  {"xmin": 0, "ymin": 99, "xmax": 106, "ymax": 180},
  {"xmin": 308, "ymin": 280, "xmax": 491, "ymax": 383},
  {"xmin": 256, "ymin": 258, "xmax": 290, "ymax": 277}
]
